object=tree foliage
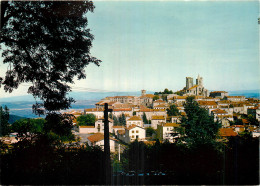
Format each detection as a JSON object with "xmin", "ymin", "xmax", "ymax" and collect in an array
[
  {"xmin": 167, "ymin": 104, "xmax": 180, "ymax": 116},
  {"xmin": 0, "ymin": 1, "xmax": 101, "ymax": 114},
  {"xmin": 12, "ymin": 118, "xmax": 45, "ymax": 140},
  {"xmin": 118, "ymin": 113, "xmax": 126, "ymax": 126},
  {"xmin": 153, "ymin": 95, "xmax": 159, "ymax": 101},
  {"xmin": 76, "ymin": 114, "xmax": 96, "ymax": 126},
  {"xmin": 0, "ymin": 105, "xmax": 10, "ymax": 136},
  {"xmin": 179, "ymin": 96, "xmax": 221, "ymax": 146},
  {"xmin": 142, "ymin": 112, "xmax": 148, "ymax": 124},
  {"xmin": 154, "ymin": 88, "xmax": 173, "ymax": 95}
]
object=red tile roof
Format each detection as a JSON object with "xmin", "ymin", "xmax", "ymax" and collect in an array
[
  {"xmin": 128, "ymin": 116, "xmax": 142, "ymax": 121},
  {"xmin": 87, "ymin": 133, "xmax": 104, "ymax": 143},
  {"xmin": 219, "ymin": 128, "xmax": 237, "ymax": 137}
]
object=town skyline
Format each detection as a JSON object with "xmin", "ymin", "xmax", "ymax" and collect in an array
[{"xmin": 0, "ymin": 1, "xmax": 259, "ymax": 98}]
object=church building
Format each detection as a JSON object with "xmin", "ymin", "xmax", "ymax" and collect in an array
[{"xmin": 183, "ymin": 75, "xmax": 209, "ymax": 97}]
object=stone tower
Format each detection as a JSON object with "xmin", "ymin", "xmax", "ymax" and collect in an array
[
  {"xmin": 186, "ymin": 77, "xmax": 193, "ymax": 89},
  {"xmin": 141, "ymin": 90, "xmax": 146, "ymax": 96},
  {"xmin": 196, "ymin": 74, "xmax": 203, "ymax": 86}
]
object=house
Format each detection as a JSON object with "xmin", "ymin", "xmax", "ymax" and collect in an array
[
  {"xmin": 84, "ymin": 108, "xmax": 104, "ymax": 119},
  {"xmin": 153, "ymin": 103, "xmax": 169, "ymax": 110},
  {"xmin": 78, "ymin": 118, "xmax": 113, "ymax": 134},
  {"xmin": 248, "ymin": 107, "xmax": 260, "ymax": 121},
  {"xmin": 170, "ymin": 116, "xmax": 181, "ymax": 123},
  {"xmin": 153, "ymin": 99, "xmax": 166, "ymax": 108},
  {"xmin": 210, "ymin": 91, "xmax": 229, "ymax": 99},
  {"xmin": 79, "ymin": 126, "xmax": 97, "ymax": 134},
  {"xmin": 157, "ymin": 123, "xmax": 180, "ymax": 143},
  {"xmin": 139, "ymin": 91, "xmax": 154, "ymax": 107},
  {"xmin": 126, "ymin": 116, "xmax": 143, "ymax": 128},
  {"xmin": 252, "ymin": 128, "xmax": 260, "ymax": 138},
  {"xmin": 87, "ymin": 133, "xmax": 118, "ymax": 152},
  {"xmin": 211, "ymin": 109, "xmax": 228, "ymax": 121},
  {"xmin": 112, "ymin": 108, "xmax": 133, "ymax": 117},
  {"xmin": 95, "ymin": 118, "xmax": 114, "ymax": 133},
  {"xmin": 124, "ymin": 125, "xmax": 146, "ymax": 143},
  {"xmin": 219, "ymin": 128, "xmax": 238, "ymax": 137},
  {"xmin": 112, "ymin": 126, "xmax": 125, "ymax": 135},
  {"xmin": 151, "ymin": 115, "xmax": 166, "ymax": 129},
  {"xmin": 224, "ymin": 96, "xmax": 246, "ymax": 102}
]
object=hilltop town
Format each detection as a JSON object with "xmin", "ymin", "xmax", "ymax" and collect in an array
[{"xmin": 70, "ymin": 75, "xmax": 260, "ymax": 150}]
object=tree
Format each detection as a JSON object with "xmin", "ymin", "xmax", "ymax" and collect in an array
[
  {"xmin": 142, "ymin": 112, "xmax": 148, "ymax": 124},
  {"xmin": 153, "ymin": 95, "xmax": 160, "ymax": 101},
  {"xmin": 76, "ymin": 114, "xmax": 96, "ymax": 126},
  {"xmin": 146, "ymin": 127, "xmax": 156, "ymax": 137},
  {"xmin": 167, "ymin": 104, "xmax": 180, "ymax": 116},
  {"xmin": 12, "ymin": 118, "xmax": 45, "ymax": 141},
  {"xmin": 0, "ymin": 105, "xmax": 10, "ymax": 136},
  {"xmin": 0, "ymin": 1, "xmax": 101, "ymax": 114},
  {"xmin": 179, "ymin": 96, "xmax": 221, "ymax": 146},
  {"xmin": 118, "ymin": 114, "xmax": 126, "ymax": 126}
]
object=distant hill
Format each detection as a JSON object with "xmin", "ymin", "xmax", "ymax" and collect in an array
[
  {"xmin": 0, "ymin": 90, "xmax": 155, "ymax": 103},
  {"xmin": 9, "ymin": 114, "xmax": 26, "ymax": 124}
]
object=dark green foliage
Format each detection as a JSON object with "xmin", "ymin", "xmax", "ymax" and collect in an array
[
  {"xmin": 146, "ymin": 127, "xmax": 156, "ymax": 137},
  {"xmin": 0, "ymin": 1, "xmax": 101, "ymax": 114},
  {"xmin": 76, "ymin": 114, "xmax": 96, "ymax": 126},
  {"xmin": 142, "ymin": 112, "xmax": 148, "ymax": 124},
  {"xmin": 166, "ymin": 104, "xmax": 180, "ymax": 116},
  {"xmin": 179, "ymin": 96, "xmax": 221, "ymax": 146},
  {"xmin": 118, "ymin": 113, "xmax": 126, "ymax": 126},
  {"xmin": 0, "ymin": 105, "xmax": 10, "ymax": 136},
  {"xmin": 120, "ymin": 137, "xmax": 259, "ymax": 185},
  {"xmin": 44, "ymin": 113, "xmax": 74, "ymax": 141},
  {"xmin": 153, "ymin": 95, "xmax": 159, "ymax": 101},
  {"xmin": 12, "ymin": 118, "xmax": 44, "ymax": 139},
  {"xmin": 133, "ymin": 111, "xmax": 136, "ymax": 116},
  {"xmin": 154, "ymin": 88, "xmax": 173, "ymax": 95},
  {"xmin": 1, "ymin": 142, "xmax": 105, "ymax": 184},
  {"xmin": 247, "ymin": 114, "xmax": 259, "ymax": 126}
]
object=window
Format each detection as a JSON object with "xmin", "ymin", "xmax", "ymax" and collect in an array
[
  {"xmin": 167, "ymin": 128, "xmax": 169, "ymax": 131},
  {"xmin": 136, "ymin": 130, "xmax": 139, "ymax": 133},
  {"xmin": 132, "ymin": 135, "xmax": 134, "ymax": 138},
  {"xmin": 132, "ymin": 130, "xmax": 135, "ymax": 133},
  {"xmin": 136, "ymin": 135, "xmax": 139, "ymax": 139}
]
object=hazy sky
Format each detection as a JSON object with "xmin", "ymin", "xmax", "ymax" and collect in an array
[{"xmin": 0, "ymin": 1, "xmax": 259, "ymax": 98}]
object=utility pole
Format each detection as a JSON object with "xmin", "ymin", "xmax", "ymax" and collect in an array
[{"xmin": 104, "ymin": 103, "xmax": 112, "ymax": 185}]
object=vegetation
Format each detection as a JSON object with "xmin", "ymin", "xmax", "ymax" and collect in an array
[
  {"xmin": 153, "ymin": 95, "xmax": 160, "ymax": 101},
  {"xmin": 178, "ymin": 96, "xmax": 221, "ymax": 147},
  {"xmin": 76, "ymin": 114, "xmax": 96, "ymax": 126},
  {"xmin": 166, "ymin": 104, "xmax": 180, "ymax": 116},
  {"xmin": 121, "ymin": 137, "xmax": 259, "ymax": 185},
  {"xmin": 142, "ymin": 112, "xmax": 149, "ymax": 124},
  {"xmin": 146, "ymin": 127, "xmax": 156, "ymax": 137},
  {"xmin": 0, "ymin": 106, "xmax": 10, "ymax": 136},
  {"xmin": 154, "ymin": 88, "xmax": 173, "ymax": 95},
  {"xmin": 118, "ymin": 114, "xmax": 126, "ymax": 126},
  {"xmin": 0, "ymin": 1, "xmax": 101, "ymax": 114}
]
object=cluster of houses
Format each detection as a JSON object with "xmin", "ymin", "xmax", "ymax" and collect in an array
[{"xmin": 69, "ymin": 76, "xmax": 260, "ymax": 151}]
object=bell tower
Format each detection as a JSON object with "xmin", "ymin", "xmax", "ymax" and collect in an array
[{"xmin": 196, "ymin": 74, "xmax": 203, "ymax": 86}]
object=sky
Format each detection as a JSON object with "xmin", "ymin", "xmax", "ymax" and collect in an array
[{"xmin": 0, "ymin": 0, "xmax": 259, "ymax": 98}]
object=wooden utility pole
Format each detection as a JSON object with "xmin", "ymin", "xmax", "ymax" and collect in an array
[{"xmin": 104, "ymin": 103, "xmax": 112, "ymax": 185}]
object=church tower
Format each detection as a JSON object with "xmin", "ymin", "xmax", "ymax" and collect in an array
[
  {"xmin": 196, "ymin": 74, "xmax": 203, "ymax": 86},
  {"xmin": 186, "ymin": 77, "xmax": 193, "ymax": 89},
  {"xmin": 141, "ymin": 90, "xmax": 146, "ymax": 96}
]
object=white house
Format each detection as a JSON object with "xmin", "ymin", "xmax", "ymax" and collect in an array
[
  {"xmin": 151, "ymin": 115, "xmax": 166, "ymax": 129},
  {"xmin": 126, "ymin": 116, "xmax": 143, "ymax": 128},
  {"xmin": 157, "ymin": 123, "xmax": 180, "ymax": 143},
  {"xmin": 124, "ymin": 125, "xmax": 146, "ymax": 143}
]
